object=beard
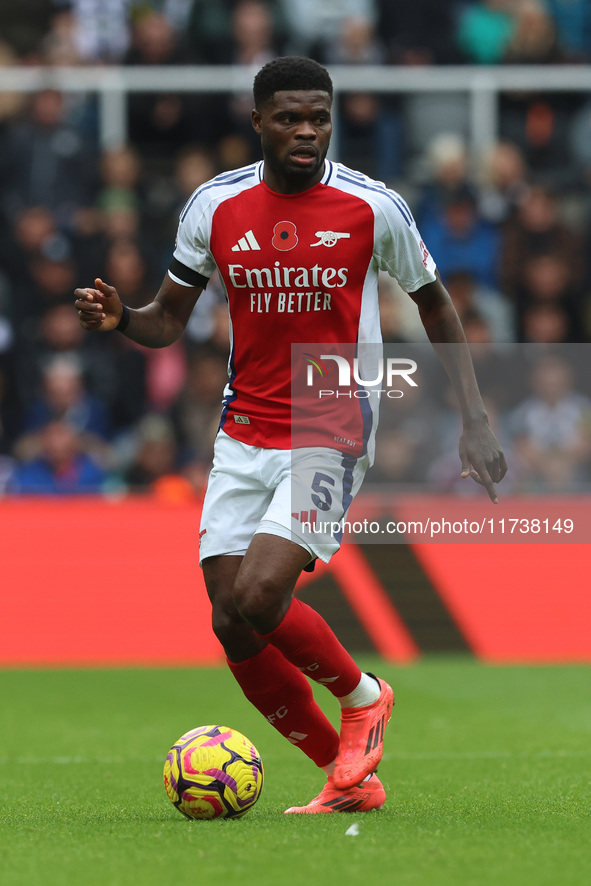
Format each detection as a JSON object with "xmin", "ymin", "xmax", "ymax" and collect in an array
[{"xmin": 262, "ymin": 139, "xmax": 328, "ymax": 182}]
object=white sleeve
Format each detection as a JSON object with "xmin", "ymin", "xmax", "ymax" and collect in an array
[
  {"xmin": 169, "ymin": 191, "xmax": 217, "ymax": 286},
  {"xmin": 373, "ymin": 191, "xmax": 437, "ymax": 293}
]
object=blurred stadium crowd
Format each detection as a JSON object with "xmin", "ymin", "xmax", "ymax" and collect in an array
[{"xmin": 0, "ymin": 0, "xmax": 591, "ymax": 496}]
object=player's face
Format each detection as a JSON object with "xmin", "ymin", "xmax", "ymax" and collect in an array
[{"xmin": 252, "ymin": 90, "xmax": 332, "ymax": 194}]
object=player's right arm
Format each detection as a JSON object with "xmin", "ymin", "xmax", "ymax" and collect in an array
[{"xmin": 74, "ymin": 274, "xmax": 203, "ymax": 348}]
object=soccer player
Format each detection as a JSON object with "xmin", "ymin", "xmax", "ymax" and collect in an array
[{"xmin": 75, "ymin": 57, "xmax": 506, "ymax": 814}]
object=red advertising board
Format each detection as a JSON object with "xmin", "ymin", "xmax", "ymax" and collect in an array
[
  {"xmin": 0, "ymin": 497, "xmax": 221, "ymax": 667},
  {"xmin": 0, "ymin": 496, "xmax": 589, "ymax": 665}
]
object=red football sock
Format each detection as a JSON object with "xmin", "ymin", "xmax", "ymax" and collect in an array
[
  {"xmin": 260, "ymin": 597, "xmax": 362, "ymax": 699},
  {"xmin": 227, "ymin": 644, "xmax": 339, "ymax": 768}
]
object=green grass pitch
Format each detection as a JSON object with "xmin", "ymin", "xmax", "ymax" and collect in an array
[{"xmin": 0, "ymin": 658, "xmax": 589, "ymax": 886}]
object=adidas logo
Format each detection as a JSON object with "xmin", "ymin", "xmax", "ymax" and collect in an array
[
  {"xmin": 364, "ymin": 715, "xmax": 386, "ymax": 755},
  {"xmin": 287, "ymin": 731, "xmax": 309, "ymax": 745},
  {"xmin": 231, "ymin": 230, "xmax": 261, "ymax": 252}
]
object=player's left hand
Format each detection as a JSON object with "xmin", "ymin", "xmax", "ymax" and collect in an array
[
  {"xmin": 459, "ymin": 421, "xmax": 507, "ymax": 504},
  {"xmin": 74, "ymin": 278, "xmax": 123, "ymax": 332}
]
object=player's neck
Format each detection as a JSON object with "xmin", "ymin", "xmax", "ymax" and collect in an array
[{"xmin": 262, "ymin": 162, "xmax": 326, "ymax": 195}]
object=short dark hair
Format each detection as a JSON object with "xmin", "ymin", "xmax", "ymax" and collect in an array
[{"xmin": 253, "ymin": 57, "xmax": 333, "ymax": 109}]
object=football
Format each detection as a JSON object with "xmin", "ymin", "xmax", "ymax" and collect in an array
[{"xmin": 163, "ymin": 725, "xmax": 264, "ymax": 820}]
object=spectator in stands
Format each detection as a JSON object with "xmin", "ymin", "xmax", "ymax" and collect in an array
[
  {"xmin": 126, "ymin": 9, "xmax": 189, "ymax": 66},
  {"xmin": 503, "ymin": 0, "xmax": 566, "ymax": 65},
  {"xmin": 184, "ymin": 274, "xmax": 229, "ymax": 348},
  {"xmin": 17, "ymin": 353, "xmax": 110, "ymax": 443},
  {"xmin": 205, "ymin": 300, "xmax": 232, "ymax": 357},
  {"xmin": 499, "ymin": 2, "xmax": 578, "ymax": 188},
  {"xmin": 376, "ymin": 272, "xmax": 430, "ymax": 343},
  {"xmin": 13, "ymin": 354, "xmax": 112, "ymax": 483},
  {"xmin": 144, "ymin": 338, "xmax": 188, "ymax": 414},
  {"xmin": 214, "ymin": 1, "xmax": 288, "ymax": 162},
  {"xmin": 508, "ymin": 353, "xmax": 591, "ymax": 491},
  {"xmin": 227, "ymin": 0, "xmax": 284, "ymax": 66},
  {"xmin": 516, "ymin": 253, "xmax": 583, "ymax": 342},
  {"xmin": 96, "ymin": 239, "xmax": 186, "ymax": 417},
  {"xmin": 96, "ymin": 235, "xmax": 187, "ymax": 418},
  {"xmin": 445, "ymin": 269, "xmax": 516, "ymax": 343},
  {"xmin": 70, "ymin": 145, "xmax": 147, "ymax": 273},
  {"xmin": 160, "ymin": 0, "xmax": 195, "ymax": 33},
  {"xmin": 50, "ymin": 0, "xmax": 133, "ymax": 63},
  {"xmin": 313, "ymin": 13, "xmax": 383, "ymax": 66},
  {"xmin": 30, "ymin": 246, "xmax": 78, "ymax": 321},
  {"xmin": 97, "ymin": 222, "xmax": 188, "ymax": 420},
  {"xmin": 419, "ymin": 186, "xmax": 501, "ymax": 290},
  {"xmin": 216, "ymin": 132, "xmax": 256, "ymax": 172},
  {"xmin": 153, "ymin": 146, "xmax": 217, "ymax": 254},
  {"xmin": 96, "ymin": 146, "xmax": 142, "ymax": 216},
  {"xmin": 376, "ymin": 0, "xmax": 460, "ymax": 65},
  {"xmin": 498, "ymin": 10, "xmax": 576, "ymax": 188},
  {"xmin": 455, "ymin": 0, "xmax": 517, "ymax": 65},
  {"xmin": 477, "ymin": 140, "xmax": 529, "ymax": 226},
  {"xmin": 315, "ymin": 16, "xmax": 401, "ymax": 180},
  {"xmin": 378, "ymin": 284, "xmax": 407, "ymax": 344},
  {"xmin": 16, "ymin": 302, "xmax": 92, "ymax": 408},
  {"xmin": 416, "ymin": 133, "xmax": 471, "ymax": 230},
  {"xmin": 160, "ymin": 148, "xmax": 229, "ymax": 339},
  {"xmin": 500, "ymin": 184, "xmax": 579, "ymax": 294},
  {"xmin": 369, "ymin": 368, "xmax": 441, "ymax": 485},
  {"xmin": 2, "ymin": 89, "xmax": 96, "ymax": 227},
  {"xmin": 2, "ymin": 209, "xmax": 80, "ymax": 374},
  {"xmin": 11, "ymin": 234, "xmax": 78, "ymax": 326},
  {"xmin": 42, "ymin": 7, "xmax": 82, "ymax": 65},
  {"xmin": 4, "ymin": 206, "xmax": 61, "ymax": 281},
  {"xmin": 461, "ymin": 308, "xmax": 494, "ymax": 345},
  {"xmin": 103, "ymin": 239, "xmax": 154, "ymax": 310},
  {"xmin": 123, "ymin": 413, "xmax": 180, "ymax": 490},
  {"xmin": 10, "ymin": 418, "xmax": 109, "ymax": 495},
  {"xmin": 278, "ymin": 0, "xmax": 375, "ymax": 57},
  {"xmin": 187, "ymin": 0, "xmax": 288, "ymax": 63},
  {"xmin": 0, "ymin": 0, "xmax": 53, "ymax": 59},
  {"xmin": 170, "ymin": 347, "xmax": 230, "ymax": 468},
  {"xmin": 503, "ymin": 94, "xmax": 578, "ymax": 189},
  {"xmin": 95, "ymin": 332, "xmax": 149, "ymax": 437},
  {"xmin": 97, "ymin": 145, "xmax": 205, "ymax": 271},
  {"xmin": 500, "ymin": 184, "xmax": 585, "ymax": 303},
  {"xmin": 521, "ymin": 302, "xmax": 572, "ymax": 344},
  {"xmin": 99, "ymin": 203, "xmax": 144, "ymax": 250},
  {"xmin": 545, "ymin": 0, "xmax": 591, "ymax": 61},
  {"xmin": 126, "ymin": 11, "xmax": 206, "ymax": 161},
  {"xmin": 174, "ymin": 146, "xmax": 217, "ymax": 202}
]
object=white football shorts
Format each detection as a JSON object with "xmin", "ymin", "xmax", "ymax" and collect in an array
[{"xmin": 198, "ymin": 429, "xmax": 369, "ymax": 566}]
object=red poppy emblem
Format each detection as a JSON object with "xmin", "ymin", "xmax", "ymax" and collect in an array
[{"xmin": 272, "ymin": 221, "xmax": 298, "ymax": 251}]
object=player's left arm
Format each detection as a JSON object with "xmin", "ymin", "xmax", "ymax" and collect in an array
[{"xmin": 409, "ymin": 273, "xmax": 508, "ymax": 502}]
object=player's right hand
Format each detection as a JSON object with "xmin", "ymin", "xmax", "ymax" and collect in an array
[{"xmin": 74, "ymin": 278, "xmax": 123, "ymax": 332}]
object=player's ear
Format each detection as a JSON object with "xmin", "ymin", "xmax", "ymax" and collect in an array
[{"xmin": 252, "ymin": 108, "xmax": 263, "ymax": 135}]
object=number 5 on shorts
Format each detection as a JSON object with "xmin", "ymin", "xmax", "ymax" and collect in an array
[{"xmin": 311, "ymin": 472, "xmax": 335, "ymax": 511}]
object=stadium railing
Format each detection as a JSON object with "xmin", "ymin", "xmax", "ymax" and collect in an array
[{"xmin": 1, "ymin": 64, "xmax": 591, "ymax": 153}]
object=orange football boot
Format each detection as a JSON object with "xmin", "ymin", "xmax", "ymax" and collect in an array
[
  {"xmin": 333, "ymin": 676, "xmax": 394, "ymax": 790},
  {"xmin": 284, "ymin": 772, "xmax": 386, "ymax": 814}
]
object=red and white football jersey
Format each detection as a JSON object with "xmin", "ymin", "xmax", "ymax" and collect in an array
[{"xmin": 169, "ymin": 160, "xmax": 436, "ymax": 459}]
